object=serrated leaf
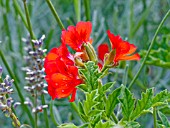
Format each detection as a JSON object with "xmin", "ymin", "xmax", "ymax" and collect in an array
[
  {"xmin": 77, "ymin": 84, "xmax": 88, "ymax": 92},
  {"xmin": 88, "ymin": 110, "xmax": 103, "ymax": 116},
  {"xmin": 131, "ymin": 88, "xmax": 154, "ymax": 120},
  {"xmin": 159, "ymin": 105, "xmax": 170, "ymax": 115},
  {"xmin": 58, "ymin": 123, "xmax": 78, "ymax": 128},
  {"xmin": 94, "ymin": 121, "xmax": 110, "ymax": 128},
  {"xmin": 158, "ymin": 111, "xmax": 170, "ymax": 127},
  {"xmin": 124, "ymin": 121, "xmax": 140, "ymax": 128},
  {"xmin": 84, "ymin": 90, "xmax": 99, "ymax": 116},
  {"xmin": 106, "ymin": 86, "xmax": 122, "ymax": 117},
  {"xmin": 79, "ymin": 123, "xmax": 89, "ymax": 128},
  {"xmin": 120, "ymin": 87, "xmax": 135, "ymax": 121},
  {"xmin": 152, "ymin": 90, "xmax": 169, "ymax": 107},
  {"xmin": 78, "ymin": 102, "xmax": 85, "ymax": 115},
  {"xmin": 79, "ymin": 61, "xmax": 102, "ymax": 92},
  {"xmin": 140, "ymin": 47, "xmax": 170, "ymax": 68},
  {"xmin": 102, "ymin": 82, "xmax": 116, "ymax": 93}
]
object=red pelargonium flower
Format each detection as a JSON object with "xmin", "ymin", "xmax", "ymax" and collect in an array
[
  {"xmin": 98, "ymin": 44, "xmax": 109, "ymax": 69},
  {"xmin": 44, "ymin": 45, "xmax": 82, "ymax": 102},
  {"xmin": 98, "ymin": 30, "xmax": 140, "ymax": 68},
  {"xmin": 61, "ymin": 21, "xmax": 92, "ymax": 52},
  {"xmin": 107, "ymin": 30, "xmax": 140, "ymax": 63},
  {"xmin": 44, "ymin": 44, "xmax": 74, "ymax": 75}
]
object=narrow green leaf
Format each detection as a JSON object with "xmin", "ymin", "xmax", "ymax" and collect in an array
[
  {"xmin": 131, "ymin": 88, "xmax": 154, "ymax": 120},
  {"xmin": 158, "ymin": 111, "xmax": 170, "ymax": 127},
  {"xmin": 106, "ymin": 86, "xmax": 122, "ymax": 117},
  {"xmin": 130, "ymin": 0, "xmax": 155, "ymax": 38},
  {"xmin": 120, "ymin": 88, "xmax": 135, "ymax": 121}
]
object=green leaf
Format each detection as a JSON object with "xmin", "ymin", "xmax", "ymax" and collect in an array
[
  {"xmin": 124, "ymin": 121, "xmax": 140, "ymax": 128},
  {"xmin": 102, "ymin": 82, "xmax": 116, "ymax": 93},
  {"xmin": 77, "ymin": 84, "xmax": 88, "ymax": 92},
  {"xmin": 131, "ymin": 88, "xmax": 154, "ymax": 120},
  {"xmin": 79, "ymin": 61, "xmax": 102, "ymax": 91},
  {"xmin": 140, "ymin": 48, "xmax": 170, "ymax": 68},
  {"xmin": 79, "ymin": 123, "xmax": 89, "ymax": 128},
  {"xmin": 58, "ymin": 123, "xmax": 78, "ymax": 128},
  {"xmin": 158, "ymin": 111, "xmax": 170, "ymax": 127},
  {"xmin": 106, "ymin": 86, "xmax": 122, "ymax": 117},
  {"xmin": 88, "ymin": 110, "xmax": 104, "ymax": 116},
  {"xmin": 78, "ymin": 101, "xmax": 85, "ymax": 115},
  {"xmin": 120, "ymin": 87, "xmax": 135, "ymax": 121},
  {"xmin": 84, "ymin": 90, "xmax": 99, "ymax": 116},
  {"xmin": 94, "ymin": 121, "xmax": 110, "ymax": 128},
  {"xmin": 152, "ymin": 89, "xmax": 169, "ymax": 107}
]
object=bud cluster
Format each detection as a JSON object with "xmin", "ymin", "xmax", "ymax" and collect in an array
[{"xmin": 22, "ymin": 35, "xmax": 48, "ymax": 113}]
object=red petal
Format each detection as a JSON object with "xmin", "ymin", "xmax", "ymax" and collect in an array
[
  {"xmin": 61, "ymin": 21, "xmax": 92, "ymax": 52},
  {"xmin": 98, "ymin": 43, "xmax": 109, "ymax": 62},
  {"xmin": 126, "ymin": 44, "xmax": 137, "ymax": 55},
  {"xmin": 76, "ymin": 21, "xmax": 92, "ymax": 43},
  {"xmin": 107, "ymin": 30, "xmax": 122, "ymax": 49},
  {"xmin": 69, "ymin": 88, "xmax": 77, "ymax": 102},
  {"xmin": 118, "ymin": 53, "xmax": 140, "ymax": 61}
]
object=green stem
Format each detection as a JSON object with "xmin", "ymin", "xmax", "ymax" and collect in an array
[
  {"xmin": 70, "ymin": 102, "xmax": 80, "ymax": 116},
  {"xmin": 84, "ymin": 0, "xmax": 91, "ymax": 21},
  {"xmin": 73, "ymin": 0, "xmax": 81, "ymax": 22},
  {"xmin": 153, "ymin": 107, "xmax": 157, "ymax": 128},
  {"xmin": 34, "ymin": 91, "xmax": 38, "ymax": 128},
  {"xmin": 45, "ymin": 0, "xmax": 65, "ymax": 29},
  {"xmin": 128, "ymin": 9, "xmax": 170, "ymax": 89},
  {"xmin": 122, "ymin": 64, "xmax": 129, "ymax": 86},
  {"xmin": 0, "ymin": 51, "xmax": 35, "ymax": 125},
  {"xmin": 41, "ymin": 95, "xmax": 50, "ymax": 128},
  {"xmin": 50, "ymin": 100, "xmax": 59, "ymax": 126},
  {"xmin": 23, "ymin": 0, "xmax": 35, "ymax": 50},
  {"xmin": 13, "ymin": 0, "xmax": 28, "ymax": 29}
]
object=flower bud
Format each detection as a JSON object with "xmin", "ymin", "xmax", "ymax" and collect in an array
[{"xmin": 84, "ymin": 43, "xmax": 97, "ymax": 63}]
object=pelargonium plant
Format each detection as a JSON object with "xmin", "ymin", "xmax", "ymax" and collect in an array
[
  {"xmin": 1, "ymin": 0, "xmax": 170, "ymax": 128},
  {"xmin": 43, "ymin": 21, "xmax": 170, "ymax": 128}
]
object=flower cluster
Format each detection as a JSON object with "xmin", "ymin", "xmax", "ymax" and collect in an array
[
  {"xmin": 22, "ymin": 35, "xmax": 48, "ymax": 113},
  {"xmin": 44, "ymin": 21, "xmax": 140, "ymax": 102},
  {"xmin": 0, "ymin": 66, "xmax": 21, "ymax": 127}
]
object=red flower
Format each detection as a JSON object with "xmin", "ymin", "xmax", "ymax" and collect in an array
[
  {"xmin": 61, "ymin": 21, "xmax": 92, "ymax": 52},
  {"xmin": 107, "ymin": 30, "xmax": 140, "ymax": 63},
  {"xmin": 98, "ymin": 44, "xmax": 109, "ymax": 69},
  {"xmin": 44, "ymin": 44, "xmax": 74, "ymax": 75},
  {"xmin": 98, "ymin": 30, "xmax": 140, "ymax": 68},
  {"xmin": 44, "ymin": 44, "xmax": 82, "ymax": 102}
]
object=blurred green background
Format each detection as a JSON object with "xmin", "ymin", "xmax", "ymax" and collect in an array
[{"xmin": 0, "ymin": 0, "xmax": 170, "ymax": 127}]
